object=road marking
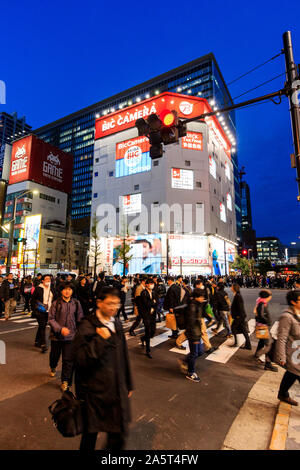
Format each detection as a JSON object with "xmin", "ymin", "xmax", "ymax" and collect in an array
[
  {"xmin": 206, "ymin": 319, "xmax": 256, "ymax": 364},
  {"xmin": 136, "ymin": 414, "xmax": 146, "ymax": 422},
  {"xmin": 169, "ymin": 327, "xmax": 214, "ymax": 355},
  {"xmin": 168, "ymin": 394, "xmax": 178, "ymax": 402},
  {"xmin": 13, "ymin": 318, "xmax": 35, "ymax": 323},
  {"xmin": 0, "ymin": 326, "xmax": 37, "ymax": 335}
]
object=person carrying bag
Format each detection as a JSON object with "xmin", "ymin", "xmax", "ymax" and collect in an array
[{"xmin": 254, "ymin": 290, "xmax": 278, "ymax": 372}]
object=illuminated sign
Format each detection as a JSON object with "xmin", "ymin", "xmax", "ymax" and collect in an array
[
  {"xmin": 95, "ymin": 93, "xmax": 231, "ymax": 158},
  {"xmin": 171, "ymin": 168, "xmax": 193, "ymax": 190},
  {"xmin": 116, "ymin": 136, "xmax": 151, "ymax": 177},
  {"xmin": 9, "ymin": 136, "xmax": 73, "ymax": 193},
  {"xmin": 24, "ymin": 214, "xmax": 42, "ymax": 251},
  {"xmin": 182, "ymin": 132, "xmax": 203, "ymax": 151},
  {"xmin": 220, "ymin": 203, "xmax": 227, "ymax": 223},
  {"xmin": 169, "ymin": 234, "xmax": 208, "ymax": 265},
  {"xmin": 120, "ymin": 193, "xmax": 141, "ymax": 214},
  {"xmin": 227, "ymin": 193, "xmax": 232, "ymax": 211},
  {"xmin": 225, "ymin": 160, "xmax": 231, "ymax": 180},
  {"xmin": 209, "ymin": 155, "xmax": 216, "ymax": 179},
  {"xmin": 113, "ymin": 234, "xmax": 162, "ymax": 275}
]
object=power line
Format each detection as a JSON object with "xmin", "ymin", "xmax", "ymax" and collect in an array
[
  {"xmin": 228, "ymin": 51, "xmax": 284, "ymax": 86},
  {"xmin": 233, "ymin": 72, "xmax": 286, "ymax": 100}
]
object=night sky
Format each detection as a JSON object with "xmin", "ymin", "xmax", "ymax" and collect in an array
[{"xmin": 1, "ymin": 0, "xmax": 299, "ymax": 245}]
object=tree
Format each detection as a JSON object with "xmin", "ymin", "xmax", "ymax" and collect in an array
[
  {"xmin": 257, "ymin": 258, "xmax": 273, "ymax": 275},
  {"xmin": 63, "ymin": 218, "xmax": 76, "ymax": 271},
  {"xmin": 231, "ymin": 255, "xmax": 252, "ymax": 275},
  {"xmin": 90, "ymin": 214, "xmax": 102, "ymax": 277},
  {"xmin": 114, "ymin": 220, "xmax": 133, "ymax": 276}
]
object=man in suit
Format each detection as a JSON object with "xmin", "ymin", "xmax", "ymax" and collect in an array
[
  {"xmin": 139, "ymin": 279, "xmax": 157, "ymax": 358},
  {"xmin": 163, "ymin": 276, "xmax": 181, "ymax": 339}
]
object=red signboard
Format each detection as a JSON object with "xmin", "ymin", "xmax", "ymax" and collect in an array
[
  {"xmin": 182, "ymin": 132, "xmax": 203, "ymax": 151},
  {"xmin": 95, "ymin": 92, "xmax": 231, "ymax": 158},
  {"xmin": 9, "ymin": 135, "xmax": 73, "ymax": 193},
  {"xmin": 116, "ymin": 136, "xmax": 150, "ymax": 160}
]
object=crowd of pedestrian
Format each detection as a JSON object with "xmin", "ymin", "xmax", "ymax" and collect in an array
[{"xmin": 0, "ymin": 270, "xmax": 299, "ymax": 449}]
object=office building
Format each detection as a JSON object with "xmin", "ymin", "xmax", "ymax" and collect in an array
[
  {"xmin": 240, "ymin": 180, "xmax": 257, "ymax": 258},
  {"xmin": 34, "ymin": 53, "xmax": 241, "ymax": 237},
  {"xmin": 92, "ymin": 92, "xmax": 237, "ymax": 276},
  {"xmin": 256, "ymin": 237, "xmax": 285, "ymax": 264}
]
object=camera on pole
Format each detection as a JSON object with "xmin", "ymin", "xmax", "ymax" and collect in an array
[{"xmin": 135, "ymin": 110, "xmax": 187, "ymax": 159}]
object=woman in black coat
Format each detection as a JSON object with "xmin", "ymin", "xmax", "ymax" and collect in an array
[
  {"xmin": 72, "ymin": 286, "xmax": 133, "ymax": 451},
  {"xmin": 76, "ymin": 277, "xmax": 92, "ymax": 316},
  {"xmin": 230, "ymin": 284, "xmax": 251, "ymax": 350}
]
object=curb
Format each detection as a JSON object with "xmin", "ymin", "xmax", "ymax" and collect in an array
[{"xmin": 269, "ymin": 401, "xmax": 292, "ymax": 450}]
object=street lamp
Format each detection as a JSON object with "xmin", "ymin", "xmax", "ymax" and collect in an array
[{"xmin": 5, "ymin": 189, "xmax": 39, "ymax": 274}]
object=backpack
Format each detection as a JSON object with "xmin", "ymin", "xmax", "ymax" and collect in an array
[{"xmin": 48, "ymin": 390, "xmax": 83, "ymax": 437}]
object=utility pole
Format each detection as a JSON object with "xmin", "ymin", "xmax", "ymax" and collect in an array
[{"xmin": 283, "ymin": 31, "xmax": 300, "ymax": 199}]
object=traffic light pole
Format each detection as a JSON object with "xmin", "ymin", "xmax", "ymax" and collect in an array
[{"xmin": 283, "ymin": 31, "xmax": 300, "ymax": 200}]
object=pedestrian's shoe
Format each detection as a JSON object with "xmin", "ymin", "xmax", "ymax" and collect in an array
[
  {"xmin": 34, "ymin": 342, "xmax": 41, "ymax": 348},
  {"xmin": 264, "ymin": 363, "xmax": 278, "ymax": 372},
  {"xmin": 230, "ymin": 342, "xmax": 238, "ymax": 348},
  {"xmin": 146, "ymin": 352, "xmax": 152, "ymax": 359},
  {"xmin": 50, "ymin": 368, "xmax": 56, "ymax": 378},
  {"xmin": 226, "ymin": 334, "xmax": 233, "ymax": 339},
  {"xmin": 186, "ymin": 373, "xmax": 201, "ymax": 383},
  {"xmin": 175, "ymin": 344, "xmax": 186, "ymax": 350},
  {"xmin": 177, "ymin": 359, "xmax": 188, "ymax": 374},
  {"xmin": 241, "ymin": 345, "xmax": 252, "ymax": 350},
  {"xmin": 129, "ymin": 330, "xmax": 136, "ymax": 336},
  {"xmin": 277, "ymin": 395, "xmax": 298, "ymax": 406},
  {"xmin": 61, "ymin": 381, "xmax": 69, "ymax": 392},
  {"xmin": 41, "ymin": 345, "xmax": 48, "ymax": 354}
]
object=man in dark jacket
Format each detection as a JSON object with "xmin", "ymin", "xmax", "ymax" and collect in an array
[
  {"xmin": 48, "ymin": 281, "xmax": 84, "ymax": 391},
  {"xmin": 230, "ymin": 284, "xmax": 251, "ymax": 350},
  {"xmin": 212, "ymin": 282, "xmax": 232, "ymax": 338},
  {"xmin": 0, "ymin": 273, "xmax": 19, "ymax": 320},
  {"xmin": 177, "ymin": 288, "xmax": 206, "ymax": 383},
  {"xmin": 73, "ymin": 286, "xmax": 133, "ymax": 451},
  {"xmin": 139, "ymin": 278, "xmax": 157, "ymax": 358},
  {"xmin": 163, "ymin": 276, "xmax": 181, "ymax": 339}
]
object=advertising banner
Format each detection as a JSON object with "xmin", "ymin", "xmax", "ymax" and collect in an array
[
  {"xmin": 169, "ymin": 235, "xmax": 208, "ymax": 266},
  {"xmin": 227, "ymin": 193, "xmax": 232, "ymax": 211},
  {"xmin": 181, "ymin": 132, "xmax": 203, "ymax": 151},
  {"xmin": 116, "ymin": 136, "xmax": 151, "ymax": 177},
  {"xmin": 0, "ymin": 238, "xmax": 9, "ymax": 259},
  {"xmin": 24, "ymin": 214, "xmax": 42, "ymax": 251},
  {"xmin": 9, "ymin": 135, "xmax": 73, "ymax": 193},
  {"xmin": 95, "ymin": 92, "xmax": 231, "ymax": 158},
  {"xmin": 171, "ymin": 168, "xmax": 193, "ymax": 190},
  {"xmin": 225, "ymin": 160, "xmax": 231, "ymax": 180},
  {"xmin": 120, "ymin": 193, "xmax": 141, "ymax": 214},
  {"xmin": 209, "ymin": 155, "xmax": 216, "ymax": 179},
  {"xmin": 220, "ymin": 202, "xmax": 227, "ymax": 223},
  {"xmin": 113, "ymin": 234, "xmax": 162, "ymax": 275}
]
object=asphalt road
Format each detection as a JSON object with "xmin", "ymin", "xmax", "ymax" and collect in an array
[{"xmin": 0, "ymin": 288, "xmax": 290, "ymax": 450}]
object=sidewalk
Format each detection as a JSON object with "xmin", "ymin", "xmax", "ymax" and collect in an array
[{"xmin": 222, "ymin": 367, "xmax": 300, "ymax": 450}]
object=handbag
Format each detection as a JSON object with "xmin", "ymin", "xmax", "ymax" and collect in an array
[
  {"xmin": 165, "ymin": 312, "xmax": 177, "ymax": 330},
  {"xmin": 36, "ymin": 301, "xmax": 47, "ymax": 314},
  {"xmin": 173, "ymin": 304, "xmax": 187, "ymax": 330},
  {"xmin": 255, "ymin": 323, "xmax": 270, "ymax": 339},
  {"xmin": 48, "ymin": 390, "xmax": 84, "ymax": 437}
]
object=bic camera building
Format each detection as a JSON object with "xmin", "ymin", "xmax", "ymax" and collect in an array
[
  {"xmin": 92, "ymin": 92, "xmax": 237, "ymax": 276},
  {"xmin": 34, "ymin": 53, "xmax": 241, "ymax": 240}
]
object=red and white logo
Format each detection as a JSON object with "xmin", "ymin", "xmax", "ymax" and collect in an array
[
  {"xmin": 124, "ymin": 146, "xmax": 142, "ymax": 168},
  {"xmin": 15, "ymin": 145, "xmax": 26, "ymax": 159},
  {"xmin": 47, "ymin": 152, "xmax": 60, "ymax": 166},
  {"xmin": 179, "ymin": 101, "xmax": 193, "ymax": 115}
]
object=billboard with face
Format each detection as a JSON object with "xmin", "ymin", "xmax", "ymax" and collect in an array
[
  {"xmin": 24, "ymin": 214, "xmax": 42, "ymax": 251},
  {"xmin": 112, "ymin": 234, "xmax": 162, "ymax": 275},
  {"xmin": 9, "ymin": 135, "xmax": 73, "ymax": 193}
]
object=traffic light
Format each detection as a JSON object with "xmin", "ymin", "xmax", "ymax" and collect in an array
[
  {"xmin": 14, "ymin": 237, "xmax": 26, "ymax": 244},
  {"xmin": 135, "ymin": 110, "xmax": 187, "ymax": 159},
  {"xmin": 242, "ymin": 249, "xmax": 248, "ymax": 257}
]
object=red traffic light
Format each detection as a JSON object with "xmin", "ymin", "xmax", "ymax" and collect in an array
[
  {"xmin": 160, "ymin": 109, "xmax": 177, "ymax": 127},
  {"xmin": 242, "ymin": 249, "xmax": 248, "ymax": 255}
]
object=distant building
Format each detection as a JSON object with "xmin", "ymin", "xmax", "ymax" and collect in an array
[
  {"xmin": 256, "ymin": 237, "xmax": 285, "ymax": 265},
  {"xmin": 240, "ymin": 179, "xmax": 257, "ymax": 258},
  {"xmin": 0, "ymin": 111, "xmax": 31, "ymax": 147}
]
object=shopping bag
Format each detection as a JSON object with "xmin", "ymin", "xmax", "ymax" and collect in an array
[
  {"xmin": 255, "ymin": 323, "xmax": 269, "ymax": 339},
  {"xmin": 165, "ymin": 312, "xmax": 177, "ymax": 330}
]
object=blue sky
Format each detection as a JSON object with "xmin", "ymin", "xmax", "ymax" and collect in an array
[{"xmin": 1, "ymin": 0, "xmax": 300, "ymax": 245}]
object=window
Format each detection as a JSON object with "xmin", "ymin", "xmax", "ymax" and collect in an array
[
  {"xmin": 94, "ymin": 193, "xmax": 98, "ymax": 198},
  {"xmin": 46, "ymin": 258, "xmax": 51, "ymax": 264},
  {"xmin": 185, "ymin": 160, "xmax": 191, "ymax": 166},
  {"xmin": 47, "ymin": 238, "xmax": 53, "ymax": 243},
  {"xmin": 135, "ymin": 225, "xmax": 140, "ymax": 231},
  {"xmin": 95, "ymin": 158, "xmax": 99, "ymax": 163},
  {"xmin": 39, "ymin": 193, "xmax": 55, "ymax": 203},
  {"xmin": 214, "ymin": 189, "xmax": 216, "ymax": 194},
  {"xmin": 134, "ymin": 185, "xmax": 139, "ymax": 191},
  {"xmin": 212, "ymin": 206, "xmax": 214, "ymax": 212},
  {"xmin": 196, "ymin": 203, "xmax": 203, "ymax": 208},
  {"xmin": 196, "ymin": 181, "xmax": 202, "ymax": 188},
  {"xmin": 153, "ymin": 161, "xmax": 159, "ymax": 167},
  {"xmin": 95, "ymin": 172, "xmax": 98, "ymax": 177},
  {"xmin": 116, "ymin": 208, "xmax": 119, "ymax": 213},
  {"xmin": 46, "ymin": 248, "xmax": 52, "ymax": 254},
  {"xmin": 109, "ymin": 171, "xmax": 114, "ymax": 177}
]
